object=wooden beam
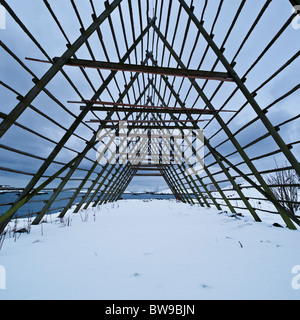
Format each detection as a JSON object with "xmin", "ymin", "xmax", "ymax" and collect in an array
[
  {"xmin": 53, "ymin": 58, "xmax": 234, "ymax": 82},
  {"xmin": 86, "ymin": 119, "xmax": 207, "ymax": 124},
  {"xmin": 89, "ymin": 124, "xmax": 196, "ymax": 129},
  {"xmin": 130, "ymin": 165, "xmax": 166, "ymax": 169},
  {"xmin": 0, "ymin": 0, "xmax": 122, "ymax": 139},
  {"xmin": 81, "ymin": 106, "xmax": 214, "ymax": 115},
  {"xmin": 131, "ymin": 168, "xmax": 161, "ymax": 171},
  {"xmin": 68, "ymin": 100, "xmax": 236, "ymax": 114},
  {"xmin": 134, "ymin": 173, "xmax": 162, "ymax": 177},
  {"xmin": 289, "ymin": 0, "xmax": 300, "ymax": 6}
]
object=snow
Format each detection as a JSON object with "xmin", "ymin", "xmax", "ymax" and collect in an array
[
  {"xmin": 155, "ymin": 188, "xmax": 173, "ymax": 194},
  {"xmin": 0, "ymin": 199, "xmax": 300, "ymax": 300},
  {"xmin": 209, "ymin": 182, "xmax": 300, "ymax": 217}
]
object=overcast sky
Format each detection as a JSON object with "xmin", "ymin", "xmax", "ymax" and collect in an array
[{"xmin": 0, "ymin": 0, "xmax": 299, "ymax": 192}]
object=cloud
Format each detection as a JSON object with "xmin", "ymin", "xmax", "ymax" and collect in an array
[{"xmin": 0, "ymin": 0, "xmax": 299, "ymax": 196}]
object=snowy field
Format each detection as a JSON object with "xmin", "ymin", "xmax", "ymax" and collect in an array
[{"xmin": 0, "ymin": 199, "xmax": 300, "ymax": 300}]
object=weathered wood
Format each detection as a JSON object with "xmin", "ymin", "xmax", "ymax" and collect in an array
[{"xmin": 54, "ymin": 58, "xmax": 234, "ymax": 82}]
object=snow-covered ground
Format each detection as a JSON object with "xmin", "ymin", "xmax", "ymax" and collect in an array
[
  {"xmin": 0, "ymin": 199, "xmax": 300, "ymax": 300},
  {"xmin": 207, "ymin": 182, "xmax": 300, "ymax": 219}
]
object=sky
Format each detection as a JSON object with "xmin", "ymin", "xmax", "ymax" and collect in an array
[{"xmin": 0, "ymin": 0, "xmax": 299, "ymax": 192}]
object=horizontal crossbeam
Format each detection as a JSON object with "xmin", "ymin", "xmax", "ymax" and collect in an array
[
  {"xmin": 86, "ymin": 119, "xmax": 207, "ymax": 124},
  {"xmin": 68, "ymin": 100, "xmax": 236, "ymax": 114},
  {"xmin": 53, "ymin": 58, "xmax": 234, "ymax": 82},
  {"xmin": 134, "ymin": 173, "xmax": 162, "ymax": 177},
  {"xmin": 80, "ymin": 106, "xmax": 215, "ymax": 115},
  {"xmin": 131, "ymin": 168, "xmax": 161, "ymax": 171},
  {"xmin": 91, "ymin": 124, "xmax": 196, "ymax": 129}
]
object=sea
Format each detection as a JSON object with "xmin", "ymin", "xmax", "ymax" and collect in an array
[{"xmin": 0, "ymin": 191, "xmax": 175, "ymax": 219}]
